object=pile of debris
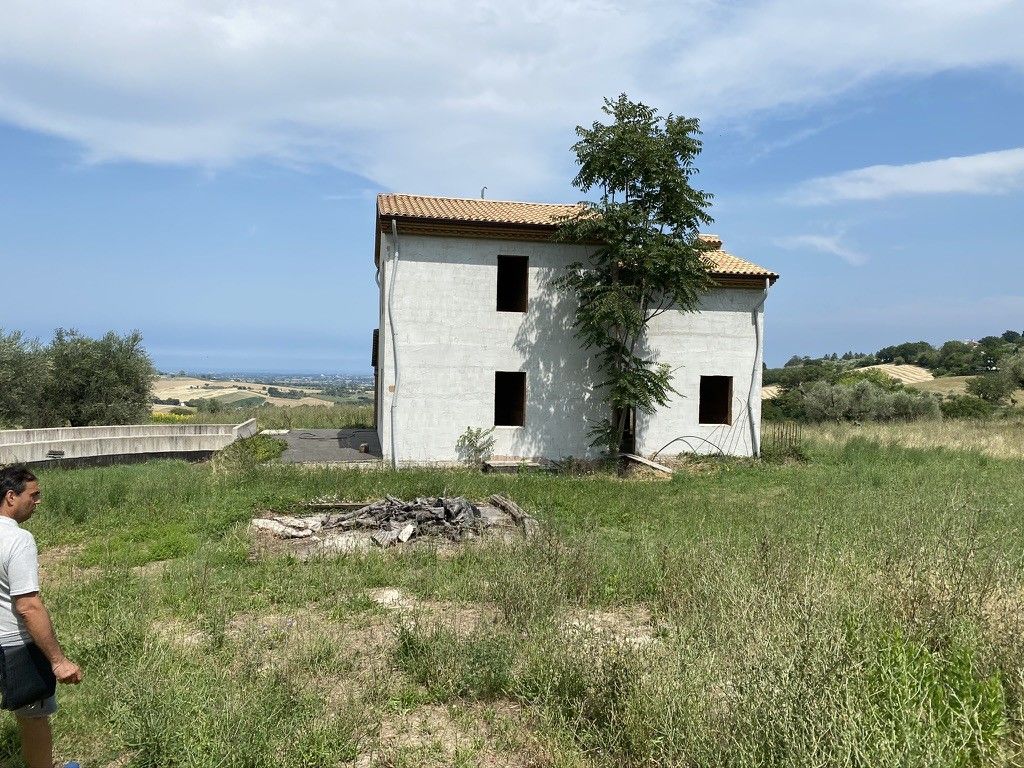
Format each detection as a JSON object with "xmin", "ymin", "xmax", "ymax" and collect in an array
[{"xmin": 251, "ymin": 494, "xmax": 538, "ymax": 554}]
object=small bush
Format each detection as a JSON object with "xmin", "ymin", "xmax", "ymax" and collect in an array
[
  {"xmin": 149, "ymin": 412, "xmax": 192, "ymax": 424},
  {"xmin": 791, "ymin": 380, "xmax": 940, "ymax": 423},
  {"xmin": 966, "ymin": 371, "xmax": 1017, "ymax": 404},
  {"xmin": 941, "ymin": 395, "xmax": 995, "ymax": 419},
  {"xmin": 212, "ymin": 435, "xmax": 286, "ymax": 473},
  {"xmin": 455, "ymin": 426, "xmax": 496, "ymax": 467}
]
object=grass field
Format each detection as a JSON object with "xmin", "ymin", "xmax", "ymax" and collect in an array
[
  {"xmin": 12, "ymin": 428, "xmax": 1024, "ymax": 767},
  {"xmin": 906, "ymin": 375, "xmax": 1024, "ymax": 404},
  {"xmin": 804, "ymin": 413, "xmax": 1024, "ymax": 459}
]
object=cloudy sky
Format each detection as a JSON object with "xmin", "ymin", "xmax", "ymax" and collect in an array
[{"xmin": 2, "ymin": 0, "xmax": 1022, "ymax": 371}]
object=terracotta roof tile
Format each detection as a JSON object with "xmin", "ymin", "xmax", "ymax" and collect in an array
[
  {"xmin": 378, "ymin": 193, "xmax": 581, "ymax": 226},
  {"xmin": 378, "ymin": 194, "xmax": 777, "ymax": 280}
]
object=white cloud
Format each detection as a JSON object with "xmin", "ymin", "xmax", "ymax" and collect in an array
[
  {"xmin": 0, "ymin": 1, "xmax": 1023, "ymax": 195},
  {"xmin": 775, "ymin": 234, "xmax": 868, "ymax": 266},
  {"xmin": 789, "ymin": 147, "xmax": 1024, "ymax": 204}
]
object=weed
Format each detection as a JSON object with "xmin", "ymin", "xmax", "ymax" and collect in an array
[{"xmin": 22, "ymin": 429, "xmax": 1024, "ymax": 765}]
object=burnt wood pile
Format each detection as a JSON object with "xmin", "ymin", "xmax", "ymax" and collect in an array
[{"xmin": 251, "ymin": 494, "xmax": 537, "ymax": 549}]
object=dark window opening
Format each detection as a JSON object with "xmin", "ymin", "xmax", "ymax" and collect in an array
[
  {"xmin": 371, "ymin": 328, "xmax": 379, "ymax": 368},
  {"xmin": 494, "ymin": 371, "xmax": 526, "ymax": 426},
  {"xmin": 496, "ymin": 255, "xmax": 528, "ymax": 312},
  {"xmin": 699, "ymin": 376, "xmax": 732, "ymax": 425}
]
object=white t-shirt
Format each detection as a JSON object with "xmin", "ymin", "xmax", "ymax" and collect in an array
[{"xmin": 0, "ymin": 516, "xmax": 40, "ymax": 645}]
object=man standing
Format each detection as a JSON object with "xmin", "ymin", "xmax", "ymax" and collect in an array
[{"xmin": 0, "ymin": 466, "xmax": 82, "ymax": 768}]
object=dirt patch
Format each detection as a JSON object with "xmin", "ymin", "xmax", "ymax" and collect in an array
[
  {"xmin": 352, "ymin": 701, "xmax": 550, "ymax": 768},
  {"xmin": 131, "ymin": 558, "xmax": 179, "ymax": 578},
  {"xmin": 38, "ymin": 543, "xmax": 89, "ymax": 582},
  {"xmin": 149, "ymin": 618, "xmax": 209, "ymax": 650},
  {"xmin": 368, "ymin": 587, "xmax": 496, "ymax": 635},
  {"xmin": 562, "ymin": 605, "xmax": 655, "ymax": 648}
]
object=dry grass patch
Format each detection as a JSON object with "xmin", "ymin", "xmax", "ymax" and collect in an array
[
  {"xmin": 562, "ymin": 605, "xmax": 656, "ymax": 648},
  {"xmin": 860, "ymin": 363, "xmax": 934, "ymax": 384},
  {"xmin": 149, "ymin": 617, "xmax": 209, "ymax": 650},
  {"xmin": 369, "ymin": 587, "xmax": 497, "ymax": 636},
  {"xmin": 355, "ymin": 701, "xmax": 554, "ymax": 768},
  {"xmin": 803, "ymin": 418, "xmax": 1024, "ymax": 459}
]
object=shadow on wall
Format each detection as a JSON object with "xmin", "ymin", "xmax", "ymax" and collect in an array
[
  {"xmin": 636, "ymin": 403, "xmax": 753, "ymax": 457},
  {"xmin": 512, "ymin": 265, "xmax": 604, "ymax": 460}
]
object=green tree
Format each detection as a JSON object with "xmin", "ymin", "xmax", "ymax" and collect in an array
[
  {"xmin": 43, "ymin": 329, "xmax": 155, "ymax": 426},
  {"xmin": 1004, "ymin": 352, "xmax": 1024, "ymax": 388},
  {"xmin": 965, "ymin": 371, "xmax": 1016, "ymax": 404},
  {"xmin": 0, "ymin": 330, "xmax": 51, "ymax": 428},
  {"xmin": 556, "ymin": 94, "xmax": 715, "ymax": 453}
]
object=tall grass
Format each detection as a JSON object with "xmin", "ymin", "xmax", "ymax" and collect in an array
[
  {"xmin": 19, "ymin": 433, "xmax": 1024, "ymax": 766},
  {"xmin": 804, "ymin": 413, "xmax": 1024, "ymax": 459},
  {"xmin": 150, "ymin": 403, "xmax": 374, "ymax": 430}
]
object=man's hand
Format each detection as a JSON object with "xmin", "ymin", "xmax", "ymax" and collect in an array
[{"xmin": 51, "ymin": 658, "xmax": 82, "ymax": 684}]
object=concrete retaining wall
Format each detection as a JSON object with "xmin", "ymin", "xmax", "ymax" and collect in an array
[{"xmin": 0, "ymin": 420, "xmax": 258, "ymax": 466}]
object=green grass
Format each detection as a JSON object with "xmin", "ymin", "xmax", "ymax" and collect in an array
[{"xmin": 14, "ymin": 434, "xmax": 1024, "ymax": 766}]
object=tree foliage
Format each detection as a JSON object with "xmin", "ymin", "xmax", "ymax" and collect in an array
[
  {"xmin": 556, "ymin": 94, "xmax": 715, "ymax": 452},
  {"xmin": 965, "ymin": 371, "xmax": 1017, "ymax": 404},
  {"xmin": 764, "ymin": 379, "xmax": 940, "ymax": 423},
  {"xmin": 0, "ymin": 330, "xmax": 50, "ymax": 428},
  {"xmin": 0, "ymin": 328, "xmax": 154, "ymax": 428}
]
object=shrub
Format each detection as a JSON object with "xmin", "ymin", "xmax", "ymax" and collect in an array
[
  {"xmin": 837, "ymin": 368, "xmax": 904, "ymax": 391},
  {"xmin": 212, "ymin": 434, "xmax": 286, "ymax": 473},
  {"xmin": 150, "ymin": 412, "xmax": 192, "ymax": 424},
  {"xmin": 455, "ymin": 426, "xmax": 496, "ymax": 467},
  {"xmin": 775, "ymin": 380, "xmax": 940, "ymax": 423},
  {"xmin": 940, "ymin": 395, "xmax": 995, "ymax": 419},
  {"xmin": 966, "ymin": 371, "xmax": 1017, "ymax": 404}
]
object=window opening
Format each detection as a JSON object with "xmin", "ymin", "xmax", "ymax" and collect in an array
[
  {"xmin": 699, "ymin": 376, "xmax": 732, "ymax": 425},
  {"xmin": 494, "ymin": 371, "xmax": 526, "ymax": 426},
  {"xmin": 496, "ymin": 256, "xmax": 528, "ymax": 312}
]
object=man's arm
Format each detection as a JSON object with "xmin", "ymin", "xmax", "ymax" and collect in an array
[{"xmin": 13, "ymin": 592, "xmax": 82, "ymax": 684}]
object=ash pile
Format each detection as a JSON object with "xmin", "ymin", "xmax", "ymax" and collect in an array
[{"xmin": 251, "ymin": 494, "xmax": 538, "ymax": 555}]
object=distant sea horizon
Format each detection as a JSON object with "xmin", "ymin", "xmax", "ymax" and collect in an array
[{"xmin": 155, "ymin": 368, "xmax": 374, "ymax": 379}]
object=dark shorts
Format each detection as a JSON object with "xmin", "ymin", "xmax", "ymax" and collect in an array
[
  {"xmin": 13, "ymin": 693, "xmax": 56, "ymax": 719},
  {"xmin": 1, "ymin": 641, "xmax": 57, "ymax": 718}
]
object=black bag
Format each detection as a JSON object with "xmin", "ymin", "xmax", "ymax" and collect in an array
[{"xmin": 0, "ymin": 643, "xmax": 57, "ymax": 710}]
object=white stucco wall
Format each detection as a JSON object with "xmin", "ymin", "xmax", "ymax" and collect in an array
[
  {"xmin": 635, "ymin": 288, "xmax": 767, "ymax": 457},
  {"xmin": 375, "ymin": 232, "xmax": 768, "ymax": 464},
  {"xmin": 376, "ymin": 233, "xmax": 604, "ymax": 464}
]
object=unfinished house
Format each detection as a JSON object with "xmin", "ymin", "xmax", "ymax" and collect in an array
[{"xmin": 373, "ymin": 193, "xmax": 779, "ymax": 465}]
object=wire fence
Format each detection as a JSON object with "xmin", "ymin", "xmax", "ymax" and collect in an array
[{"xmin": 766, "ymin": 420, "xmax": 803, "ymax": 451}]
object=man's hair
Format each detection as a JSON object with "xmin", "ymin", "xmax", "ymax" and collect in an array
[{"xmin": 0, "ymin": 465, "xmax": 37, "ymax": 499}]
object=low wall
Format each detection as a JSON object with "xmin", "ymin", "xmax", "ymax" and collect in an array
[{"xmin": 0, "ymin": 419, "xmax": 257, "ymax": 466}]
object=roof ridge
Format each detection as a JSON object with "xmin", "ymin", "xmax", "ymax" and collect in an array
[{"xmin": 379, "ymin": 192, "xmax": 582, "ymax": 208}]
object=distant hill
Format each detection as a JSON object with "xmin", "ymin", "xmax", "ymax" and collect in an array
[{"xmin": 858, "ymin": 364, "xmax": 934, "ymax": 385}]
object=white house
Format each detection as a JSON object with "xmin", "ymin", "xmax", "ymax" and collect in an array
[{"xmin": 373, "ymin": 193, "xmax": 778, "ymax": 466}]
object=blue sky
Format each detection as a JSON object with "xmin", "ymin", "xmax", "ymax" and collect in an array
[{"xmin": 1, "ymin": 1, "xmax": 1022, "ymax": 372}]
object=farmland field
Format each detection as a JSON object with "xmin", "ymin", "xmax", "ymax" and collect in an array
[
  {"xmin": 860, "ymin": 362, "xmax": 934, "ymax": 384},
  {"xmin": 17, "ymin": 426, "xmax": 1024, "ymax": 767},
  {"xmin": 151, "ymin": 375, "xmax": 336, "ymax": 409}
]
